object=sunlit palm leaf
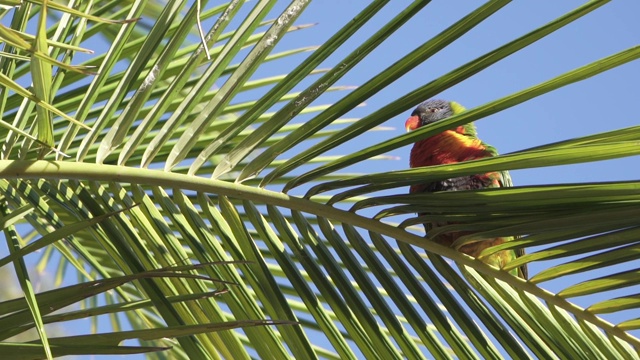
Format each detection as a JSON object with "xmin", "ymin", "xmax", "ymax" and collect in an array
[{"xmin": 1, "ymin": 1, "xmax": 639, "ymax": 359}]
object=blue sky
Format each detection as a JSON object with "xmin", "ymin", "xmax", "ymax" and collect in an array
[
  {"xmin": 265, "ymin": 0, "xmax": 640, "ymax": 351},
  {"xmin": 58, "ymin": 0, "xmax": 640, "ymax": 357},
  {"xmin": 269, "ymin": 0, "xmax": 640, "ymax": 184}
]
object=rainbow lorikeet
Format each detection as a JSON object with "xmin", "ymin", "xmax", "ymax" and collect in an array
[{"xmin": 405, "ymin": 99, "xmax": 526, "ymax": 279}]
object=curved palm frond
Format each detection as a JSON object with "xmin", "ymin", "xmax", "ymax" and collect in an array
[{"xmin": 0, "ymin": 0, "xmax": 639, "ymax": 359}]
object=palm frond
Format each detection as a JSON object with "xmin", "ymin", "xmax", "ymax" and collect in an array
[{"xmin": 1, "ymin": 1, "xmax": 639, "ymax": 359}]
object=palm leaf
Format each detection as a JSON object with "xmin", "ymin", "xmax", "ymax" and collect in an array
[{"xmin": 0, "ymin": 1, "xmax": 639, "ymax": 359}]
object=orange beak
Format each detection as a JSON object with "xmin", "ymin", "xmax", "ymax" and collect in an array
[{"xmin": 405, "ymin": 115, "xmax": 420, "ymax": 132}]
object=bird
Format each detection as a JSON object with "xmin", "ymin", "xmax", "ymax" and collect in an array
[{"xmin": 405, "ymin": 99, "xmax": 526, "ymax": 279}]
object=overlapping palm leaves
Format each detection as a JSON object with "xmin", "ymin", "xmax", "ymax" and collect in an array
[{"xmin": 0, "ymin": 1, "xmax": 639, "ymax": 359}]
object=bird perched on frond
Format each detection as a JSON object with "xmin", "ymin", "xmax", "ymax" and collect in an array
[{"xmin": 405, "ymin": 99, "xmax": 526, "ymax": 278}]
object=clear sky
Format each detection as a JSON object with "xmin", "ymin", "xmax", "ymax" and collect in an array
[
  {"xmin": 271, "ymin": 0, "xmax": 640, "ymax": 184},
  {"xmin": 265, "ymin": 0, "xmax": 640, "ymax": 348}
]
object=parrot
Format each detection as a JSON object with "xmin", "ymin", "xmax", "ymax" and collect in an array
[{"xmin": 405, "ymin": 99, "xmax": 526, "ymax": 279}]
